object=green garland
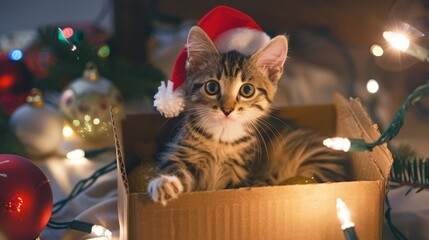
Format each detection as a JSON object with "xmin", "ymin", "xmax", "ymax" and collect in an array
[
  {"xmin": 0, "ymin": 108, "xmax": 25, "ymax": 155},
  {"xmin": 339, "ymin": 82, "xmax": 429, "ymax": 152},
  {"xmin": 35, "ymin": 26, "xmax": 165, "ymax": 100},
  {"xmin": 391, "ymin": 145, "xmax": 429, "ymax": 193},
  {"xmin": 338, "ymin": 81, "xmax": 429, "ymax": 190}
]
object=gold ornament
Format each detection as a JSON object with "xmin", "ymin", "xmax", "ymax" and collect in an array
[
  {"xmin": 26, "ymin": 88, "xmax": 44, "ymax": 107},
  {"xmin": 128, "ymin": 160, "xmax": 159, "ymax": 193},
  {"xmin": 59, "ymin": 62, "xmax": 124, "ymax": 141},
  {"xmin": 279, "ymin": 176, "xmax": 318, "ymax": 185}
]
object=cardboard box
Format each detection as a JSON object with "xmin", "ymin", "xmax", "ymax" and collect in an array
[{"xmin": 112, "ymin": 93, "xmax": 392, "ymax": 240}]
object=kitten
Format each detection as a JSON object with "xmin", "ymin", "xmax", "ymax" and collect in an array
[{"xmin": 148, "ymin": 26, "xmax": 348, "ymax": 206}]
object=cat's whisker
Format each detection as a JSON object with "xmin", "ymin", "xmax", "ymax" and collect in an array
[
  {"xmin": 255, "ymin": 116, "xmax": 286, "ymax": 148},
  {"xmin": 265, "ymin": 109, "xmax": 292, "ymax": 129},
  {"xmin": 244, "ymin": 121, "xmax": 267, "ymax": 168},
  {"xmin": 182, "ymin": 116, "xmax": 204, "ymax": 141},
  {"xmin": 259, "ymin": 118, "xmax": 284, "ymax": 140},
  {"xmin": 183, "ymin": 110, "xmax": 213, "ymax": 146},
  {"xmin": 174, "ymin": 107, "xmax": 210, "ymax": 140},
  {"xmin": 169, "ymin": 116, "xmax": 189, "ymax": 139},
  {"xmin": 171, "ymin": 111, "xmax": 206, "ymax": 144},
  {"xmin": 254, "ymin": 121, "xmax": 276, "ymax": 163}
]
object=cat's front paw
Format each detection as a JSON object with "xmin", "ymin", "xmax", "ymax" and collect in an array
[{"xmin": 148, "ymin": 175, "xmax": 184, "ymax": 206}]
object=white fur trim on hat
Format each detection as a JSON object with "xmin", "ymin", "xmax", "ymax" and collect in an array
[
  {"xmin": 153, "ymin": 80, "xmax": 185, "ymax": 118},
  {"xmin": 214, "ymin": 28, "xmax": 271, "ymax": 56}
]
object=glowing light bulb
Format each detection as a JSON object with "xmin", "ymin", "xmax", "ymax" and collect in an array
[
  {"xmin": 91, "ymin": 225, "xmax": 112, "ymax": 239},
  {"xmin": 84, "ymin": 115, "xmax": 91, "ymax": 122},
  {"xmin": 70, "ymin": 220, "xmax": 112, "ymax": 239},
  {"xmin": 9, "ymin": 49, "xmax": 23, "ymax": 61},
  {"xmin": 370, "ymin": 44, "xmax": 383, "ymax": 57},
  {"xmin": 97, "ymin": 45, "xmax": 110, "ymax": 58},
  {"xmin": 62, "ymin": 126, "xmax": 74, "ymax": 137},
  {"xmin": 57, "ymin": 27, "xmax": 78, "ymax": 52},
  {"xmin": 366, "ymin": 79, "xmax": 379, "ymax": 94},
  {"xmin": 66, "ymin": 149, "xmax": 85, "ymax": 160},
  {"xmin": 336, "ymin": 198, "xmax": 355, "ymax": 230},
  {"xmin": 93, "ymin": 118, "xmax": 100, "ymax": 125},
  {"xmin": 0, "ymin": 74, "xmax": 14, "ymax": 90},
  {"xmin": 73, "ymin": 119, "xmax": 81, "ymax": 127},
  {"xmin": 383, "ymin": 31, "xmax": 410, "ymax": 52},
  {"xmin": 61, "ymin": 27, "xmax": 74, "ymax": 39},
  {"xmin": 323, "ymin": 137, "xmax": 351, "ymax": 152}
]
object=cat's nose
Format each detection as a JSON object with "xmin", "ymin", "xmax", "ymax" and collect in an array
[{"xmin": 221, "ymin": 107, "xmax": 234, "ymax": 116}]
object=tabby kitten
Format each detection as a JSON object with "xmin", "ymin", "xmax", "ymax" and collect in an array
[{"xmin": 148, "ymin": 26, "xmax": 348, "ymax": 206}]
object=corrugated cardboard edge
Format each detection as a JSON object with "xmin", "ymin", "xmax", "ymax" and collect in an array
[
  {"xmin": 110, "ymin": 108, "xmax": 129, "ymax": 240},
  {"xmin": 333, "ymin": 93, "xmax": 393, "ymax": 181}
]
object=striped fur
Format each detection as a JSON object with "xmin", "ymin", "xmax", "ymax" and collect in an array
[
  {"xmin": 257, "ymin": 128, "xmax": 349, "ymax": 184},
  {"xmin": 148, "ymin": 27, "xmax": 348, "ymax": 206}
]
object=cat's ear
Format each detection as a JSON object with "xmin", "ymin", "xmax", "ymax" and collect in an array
[
  {"xmin": 186, "ymin": 26, "xmax": 219, "ymax": 74},
  {"xmin": 252, "ymin": 35, "xmax": 288, "ymax": 83}
]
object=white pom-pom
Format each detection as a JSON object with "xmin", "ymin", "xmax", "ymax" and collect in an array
[{"xmin": 153, "ymin": 80, "xmax": 185, "ymax": 118}]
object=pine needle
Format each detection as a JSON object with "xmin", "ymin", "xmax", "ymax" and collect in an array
[{"xmin": 390, "ymin": 145, "xmax": 429, "ymax": 193}]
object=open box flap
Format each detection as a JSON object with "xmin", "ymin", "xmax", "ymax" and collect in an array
[{"xmin": 333, "ymin": 93, "xmax": 393, "ymax": 180}]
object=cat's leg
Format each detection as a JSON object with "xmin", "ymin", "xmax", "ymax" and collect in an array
[
  {"xmin": 148, "ymin": 175, "xmax": 183, "ymax": 206},
  {"xmin": 148, "ymin": 162, "xmax": 195, "ymax": 206}
]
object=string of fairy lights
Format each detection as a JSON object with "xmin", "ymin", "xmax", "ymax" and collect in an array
[
  {"xmin": 325, "ymin": 21, "xmax": 429, "ymax": 240},
  {"xmin": 2, "ymin": 19, "xmax": 425, "ymax": 239},
  {"xmin": 324, "ymin": 24, "xmax": 429, "ymax": 153},
  {"xmin": 50, "ymin": 22, "xmax": 429, "ymax": 240},
  {"xmin": 47, "ymin": 148, "xmax": 116, "ymax": 239},
  {"xmin": 323, "ymin": 81, "xmax": 429, "ymax": 153}
]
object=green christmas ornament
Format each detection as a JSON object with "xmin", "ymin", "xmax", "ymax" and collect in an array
[{"xmin": 59, "ymin": 62, "xmax": 123, "ymax": 141}]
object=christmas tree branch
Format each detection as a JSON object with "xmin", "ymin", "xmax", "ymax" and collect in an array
[{"xmin": 390, "ymin": 145, "xmax": 429, "ymax": 193}]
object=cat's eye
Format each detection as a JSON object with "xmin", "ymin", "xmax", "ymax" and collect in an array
[
  {"xmin": 205, "ymin": 80, "xmax": 220, "ymax": 95},
  {"xmin": 240, "ymin": 84, "xmax": 255, "ymax": 98}
]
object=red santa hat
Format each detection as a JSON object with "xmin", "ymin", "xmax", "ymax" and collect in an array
[{"xmin": 153, "ymin": 6, "xmax": 270, "ymax": 117}]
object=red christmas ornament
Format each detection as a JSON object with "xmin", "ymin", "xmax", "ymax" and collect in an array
[
  {"xmin": 0, "ymin": 91, "xmax": 29, "ymax": 115},
  {"xmin": 0, "ymin": 154, "xmax": 53, "ymax": 240},
  {"xmin": 0, "ymin": 55, "xmax": 21, "ymax": 92}
]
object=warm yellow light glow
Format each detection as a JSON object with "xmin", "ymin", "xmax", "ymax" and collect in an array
[
  {"xmin": 366, "ymin": 79, "xmax": 379, "ymax": 94},
  {"xmin": 66, "ymin": 149, "xmax": 85, "ymax": 160},
  {"xmin": 323, "ymin": 137, "xmax": 351, "ymax": 152},
  {"xmin": 62, "ymin": 126, "xmax": 74, "ymax": 137},
  {"xmin": 84, "ymin": 115, "xmax": 91, "ymax": 122},
  {"xmin": 91, "ymin": 225, "xmax": 112, "ymax": 239},
  {"xmin": 336, "ymin": 198, "xmax": 355, "ymax": 230},
  {"xmin": 383, "ymin": 31, "xmax": 410, "ymax": 52},
  {"xmin": 73, "ymin": 119, "xmax": 80, "ymax": 127},
  {"xmin": 370, "ymin": 44, "xmax": 384, "ymax": 57},
  {"xmin": 93, "ymin": 118, "xmax": 101, "ymax": 125}
]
